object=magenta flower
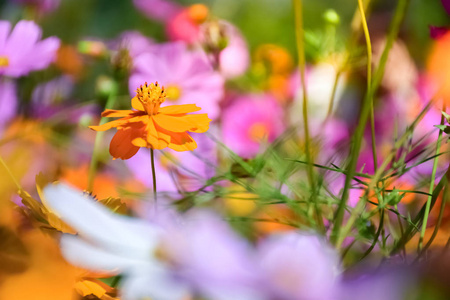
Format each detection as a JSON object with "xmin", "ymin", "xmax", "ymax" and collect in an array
[
  {"xmin": 222, "ymin": 94, "xmax": 285, "ymax": 158},
  {"xmin": 133, "ymin": 0, "xmax": 182, "ymax": 22},
  {"xmin": 0, "ymin": 20, "xmax": 60, "ymax": 77},
  {"xmin": 129, "ymin": 42, "xmax": 224, "ymax": 119},
  {"xmin": 161, "ymin": 211, "xmax": 264, "ymax": 300}
]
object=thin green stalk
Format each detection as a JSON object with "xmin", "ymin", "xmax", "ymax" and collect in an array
[
  {"xmin": 325, "ymin": 70, "xmax": 341, "ymax": 120},
  {"xmin": 331, "ymin": 0, "xmax": 410, "ymax": 247},
  {"xmin": 150, "ymin": 148, "xmax": 157, "ymax": 204},
  {"xmin": 418, "ymin": 107, "xmax": 445, "ymax": 251},
  {"xmin": 417, "ymin": 183, "xmax": 448, "ymax": 259},
  {"xmin": 87, "ymin": 93, "xmax": 117, "ymax": 192},
  {"xmin": 293, "ymin": 0, "xmax": 314, "ymax": 188},
  {"xmin": 359, "ymin": 209, "xmax": 384, "ymax": 261},
  {"xmin": 293, "ymin": 0, "xmax": 323, "ymax": 230},
  {"xmin": 0, "ymin": 155, "xmax": 23, "ymax": 191},
  {"xmin": 357, "ymin": 0, "xmax": 377, "ymax": 172}
]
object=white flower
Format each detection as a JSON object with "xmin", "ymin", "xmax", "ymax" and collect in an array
[{"xmin": 43, "ymin": 183, "xmax": 190, "ymax": 300}]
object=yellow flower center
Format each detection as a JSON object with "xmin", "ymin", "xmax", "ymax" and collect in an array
[
  {"xmin": 0, "ymin": 56, "xmax": 9, "ymax": 67},
  {"xmin": 248, "ymin": 122, "xmax": 269, "ymax": 142},
  {"xmin": 165, "ymin": 85, "xmax": 182, "ymax": 101},
  {"xmin": 135, "ymin": 82, "xmax": 166, "ymax": 115}
]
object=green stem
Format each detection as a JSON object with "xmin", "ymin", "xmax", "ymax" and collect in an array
[
  {"xmin": 325, "ymin": 70, "xmax": 341, "ymax": 120},
  {"xmin": 293, "ymin": 0, "xmax": 323, "ymax": 230},
  {"xmin": 417, "ymin": 182, "xmax": 448, "ymax": 259},
  {"xmin": 0, "ymin": 155, "xmax": 23, "ymax": 192},
  {"xmin": 418, "ymin": 106, "xmax": 445, "ymax": 251},
  {"xmin": 150, "ymin": 148, "xmax": 157, "ymax": 204},
  {"xmin": 331, "ymin": 0, "xmax": 410, "ymax": 247},
  {"xmin": 357, "ymin": 0, "xmax": 377, "ymax": 172},
  {"xmin": 293, "ymin": 0, "xmax": 314, "ymax": 188},
  {"xmin": 87, "ymin": 93, "xmax": 117, "ymax": 192}
]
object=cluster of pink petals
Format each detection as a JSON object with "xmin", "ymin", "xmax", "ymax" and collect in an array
[
  {"xmin": 129, "ymin": 42, "xmax": 224, "ymax": 120},
  {"xmin": 0, "ymin": 20, "xmax": 60, "ymax": 77},
  {"xmin": 222, "ymin": 94, "xmax": 285, "ymax": 158}
]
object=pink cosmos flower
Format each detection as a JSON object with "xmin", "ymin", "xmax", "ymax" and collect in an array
[
  {"xmin": 200, "ymin": 21, "xmax": 250, "ymax": 79},
  {"xmin": 133, "ymin": 0, "xmax": 182, "ymax": 22},
  {"xmin": 222, "ymin": 94, "xmax": 285, "ymax": 158},
  {"xmin": 0, "ymin": 20, "xmax": 60, "ymax": 77},
  {"xmin": 129, "ymin": 42, "xmax": 224, "ymax": 120}
]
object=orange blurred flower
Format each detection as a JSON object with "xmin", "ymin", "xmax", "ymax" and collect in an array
[{"xmin": 90, "ymin": 82, "xmax": 211, "ymax": 160}]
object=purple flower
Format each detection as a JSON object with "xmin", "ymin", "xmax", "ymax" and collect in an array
[
  {"xmin": 161, "ymin": 211, "xmax": 264, "ymax": 300},
  {"xmin": 257, "ymin": 233, "xmax": 340, "ymax": 300},
  {"xmin": 337, "ymin": 267, "xmax": 416, "ymax": 300},
  {"xmin": 0, "ymin": 79, "xmax": 17, "ymax": 131},
  {"xmin": 209, "ymin": 21, "xmax": 249, "ymax": 79},
  {"xmin": 0, "ymin": 20, "xmax": 60, "ymax": 77},
  {"xmin": 129, "ymin": 42, "xmax": 224, "ymax": 120},
  {"xmin": 222, "ymin": 94, "xmax": 285, "ymax": 158},
  {"xmin": 133, "ymin": 0, "xmax": 182, "ymax": 22}
]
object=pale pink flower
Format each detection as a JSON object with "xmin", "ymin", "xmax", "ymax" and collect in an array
[
  {"xmin": 129, "ymin": 42, "xmax": 224, "ymax": 120},
  {"xmin": 0, "ymin": 20, "xmax": 60, "ymax": 77}
]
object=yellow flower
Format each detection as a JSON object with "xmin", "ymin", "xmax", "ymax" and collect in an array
[{"xmin": 90, "ymin": 82, "xmax": 211, "ymax": 160}]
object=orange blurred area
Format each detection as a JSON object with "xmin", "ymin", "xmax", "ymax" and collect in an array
[
  {"xmin": 0, "ymin": 228, "xmax": 80, "ymax": 300},
  {"xmin": 427, "ymin": 31, "xmax": 450, "ymax": 104}
]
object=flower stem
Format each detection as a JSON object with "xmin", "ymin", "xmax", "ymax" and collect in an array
[
  {"xmin": 87, "ymin": 93, "xmax": 117, "ymax": 192},
  {"xmin": 0, "ymin": 155, "xmax": 23, "ymax": 192},
  {"xmin": 357, "ymin": 0, "xmax": 377, "ymax": 172},
  {"xmin": 293, "ymin": 0, "xmax": 324, "ymax": 231},
  {"xmin": 293, "ymin": 0, "xmax": 314, "ymax": 187},
  {"xmin": 150, "ymin": 148, "xmax": 157, "ymax": 204},
  {"xmin": 331, "ymin": 0, "xmax": 410, "ymax": 247},
  {"xmin": 418, "ymin": 105, "xmax": 446, "ymax": 252}
]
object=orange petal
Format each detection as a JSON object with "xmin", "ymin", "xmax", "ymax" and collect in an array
[
  {"xmin": 158, "ymin": 104, "xmax": 201, "ymax": 115},
  {"xmin": 109, "ymin": 125, "xmax": 144, "ymax": 159},
  {"xmin": 89, "ymin": 119, "xmax": 127, "ymax": 131},
  {"xmin": 145, "ymin": 119, "xmax": 170, "ymax": 149},
  {"xmin": 101, "ymin": 109, "xmax": 136, "ymax": 118},
  {"xmin": 156, "ymin": 127, "xmax": 197, "ymax": 151},
  {"xmin": 152, "ymin": 113, "xmax": 211, "ymax": 133},
  {"xmin": 131, "ymin": 96, "xmax": 145, "ymax": 111},
  {"xmin": 168, "ymin": 132, "xmax": 198, "ymax": 151}
]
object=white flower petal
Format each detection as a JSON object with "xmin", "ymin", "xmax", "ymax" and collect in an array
[{"xmin": 43, "ymin": 184, "xmax": 161, "ymax": 256}]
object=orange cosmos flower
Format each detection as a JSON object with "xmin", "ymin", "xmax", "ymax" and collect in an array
[{"xmin": 89, "ymin": 82, "xmax": 211, "ymax": 159}]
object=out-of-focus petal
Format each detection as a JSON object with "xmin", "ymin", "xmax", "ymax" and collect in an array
[{"xmin": 110, "ymin": 126, "xmax": 143, "ymax": 160}]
